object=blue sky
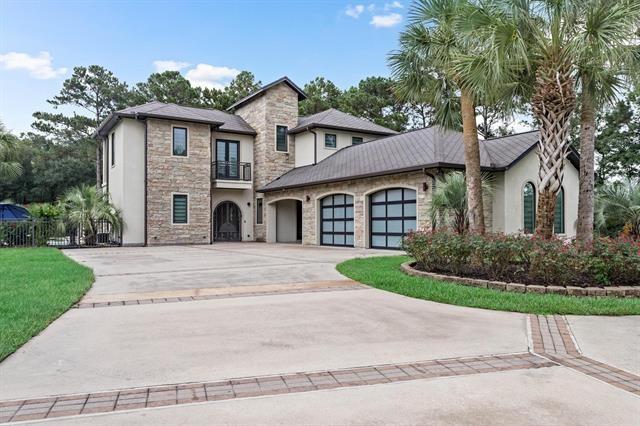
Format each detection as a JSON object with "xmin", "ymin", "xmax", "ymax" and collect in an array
[{"xmin": 0, "ymin": 0, "xmax": 406, "ymax": 133}]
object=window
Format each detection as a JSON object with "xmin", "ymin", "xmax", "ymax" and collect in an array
[
  {"xmin": 110, "ymin": 133, "xmax": 115, "ymax": 166},
  {"xmin": 352, "ymin": 137, "xmax": 364, "ymax": 145},
  {"xmin": 256, "ymin": 198, "xmax": 263, "ymax": 224},
  {"xmin": 172, "ymin": 127, "xmax": 187, "ymax": 156},
  {"xmin": 276, "ymin": 125, "xmax": 288, "ymax": 152},
  {"xmin": 321, "ymin": 194, "xmax": 354, "ymax": 247},
  {"xmin": 523, "ymin": 182, "xmax": 536, "ymax": 234},
  {"xmin": 554, "ymin": 187, "xmax": 565, "ymax": 234},
  {"xmin": 369, "ymin": 188, "xmax": 417, "ymax": 249},
  {"xmin": 172, "ymin": 194, "xmax": 188, "ymax": 224},
  {"xmin": 325, "ymin": 134, "xmax": 337, "ymax": 149}
]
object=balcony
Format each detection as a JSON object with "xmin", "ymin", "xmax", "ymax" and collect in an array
[{"xmin": 211, "ymin": 161, "xmax": 252, "ymax": 190}]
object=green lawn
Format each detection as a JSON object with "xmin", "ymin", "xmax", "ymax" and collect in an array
[
  {"xmin": 337, "ymin": 256, "xmax": 640, "ymax": 316},
  {"xmin": 0, "ymin": 248, "xmax": 93, "ymax": 361}
]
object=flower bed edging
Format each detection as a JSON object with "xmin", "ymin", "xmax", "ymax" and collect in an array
[{"xmin": 400, "ymin": 262, "xmax": 640, "ymax": 298}]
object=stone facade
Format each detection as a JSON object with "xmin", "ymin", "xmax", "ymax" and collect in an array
[
  {"xmin": 235, "ymin": 83, "xmax": 299, "ymax": 241},
  {"xmin": 146, "ymin": 119, "xmax": 211, "ymax": 245},
  {"xmin": 264, "ymin": 171, "xmax": 435, "ymax": 248}
]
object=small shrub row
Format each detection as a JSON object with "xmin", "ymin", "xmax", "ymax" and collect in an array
[{"xmin": 403, "ymin": 230, "xmax": 640, "ymax": 287}]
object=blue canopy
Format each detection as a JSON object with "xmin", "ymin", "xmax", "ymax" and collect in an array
[{"xmin": 0, "ymin": 204, "xmax": 31, "ymax": 221}]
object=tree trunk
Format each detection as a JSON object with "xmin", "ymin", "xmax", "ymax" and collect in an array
[
  {"xmin": 460, "ymin": 89, "xmax": 485, "ymax": 234},
  {"xmin": 531, "ymin": 53, "xmax": 576, "ymax": 239},
  {"xmin": 96, "ymin": 139, "xmax": 102, "ymax": 189},
  {"xmin": 577, "ymin": 88, "xmax": 596, "ymax": 245}
]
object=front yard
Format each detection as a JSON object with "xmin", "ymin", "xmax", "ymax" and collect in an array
[
  {"xmin": 0, "ymin": 248, "xmax": 93, "ymax": 361},
  {"xmin": 337, "ymin": 256, "xmax": 640, "ymax": 316}
]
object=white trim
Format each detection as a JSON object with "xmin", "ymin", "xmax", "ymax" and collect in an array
[
  {"xmin": 171, "ymin": 125, "xmax": 189, "ymax": 158},
  {"xmin": 171, "ymin": 192, "xmax": 189, "ymax": 225},
  {"xmin": 274, "ymin": 124, "xmax": 289, "ymax": 153}
]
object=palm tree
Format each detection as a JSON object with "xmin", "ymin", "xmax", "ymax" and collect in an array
[
  {"xmin": 61, "ymin": 184, "xmax": 122, "ymax": 245},
  {"xmin": 0, "ymin": 121, "xmax": 23, "ymax": 180},
  {"xmin": 430, "ymin": 171, "xmax": 494, "ymax": 233},
  {"xmin": 389, "ymin": 0, "xmax": 487, "ymax": 235},
  {"xmin": 596, "ymin": 179, "xmax": 640, "ymax": 239},
  {"xmin": 574, "ymin": 0, "xmax": 640, "ymax": 244}
]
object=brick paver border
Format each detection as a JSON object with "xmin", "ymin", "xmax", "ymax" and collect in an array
[
  {"xmin": 530, "ymin": 314, "xmax": 640, "ymax": 396},
  {"xmin": 74, "ymin": 284, "xmax": 367, "ymax": 309},
  {"xmin": 0, "ymin": 352, "xmax": 553, "ymax": 423}
]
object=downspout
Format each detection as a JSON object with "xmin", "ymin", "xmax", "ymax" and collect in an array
[
  {"xmin": 307, "ymin": 127, "xmax": 318, "ymax": 165},
  {"xmin": 105, "ymin": 137, "xmax": 109, "ymax": 196},
  {"xmin": 139, "ymin": 113, "xmax": 148, "ymax": 247}
]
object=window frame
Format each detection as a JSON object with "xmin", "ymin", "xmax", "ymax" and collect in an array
[
  {"xmin": 256, "ymin": 198, "xmax": 263, "ymax": 225},
  {"xmin": 351, "ymin": 136, "xmax": 364, "ymax": 145},
  {"xmin": 275, "ymin": 125, "xmax": 288, "ymax": 153},
  {"xmin": 172, "ymin": 126, "xmax": 188, "ymax": 157},
  {"xmin": 172, "ymin": 193, "xmax": 189, "ymax": 225},
  {"xmin": 110, "ymin": 132, "xmax": 115, "ymax": 167},
  {"xmin": 554, "ymin": 187, "xmax": 565, "ymax": 234},
  {"xmin": 522, "ymin": 181, "xmax": 536, "ymax": 234},
  {"xmin": 324, "ymin": 133, "xmax": 337, "ymax": 149},
  {"xmin": 320, "ymin": 194, "xmax": 355, "ymax": 247}
]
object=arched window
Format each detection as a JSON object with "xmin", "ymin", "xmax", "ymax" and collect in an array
[
  {"xmin": 554, "ymin": 187, "xmax": 565, "ymax": 234},
  {"xmin": 523, "ymin": 182, "xmax": 536, "ymax": 234}
]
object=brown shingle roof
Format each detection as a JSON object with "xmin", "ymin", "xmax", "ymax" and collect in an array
[
  {"xmin": 97, "ymin": 101, "xmax": 256, "ymax": 137},
  {"xmin": 259, "ymin": 127, "xmax": 565, "ymax": 192},
  {"xmin": 289, "ymin": 108, "xmax": 398, "ymax": 136}
]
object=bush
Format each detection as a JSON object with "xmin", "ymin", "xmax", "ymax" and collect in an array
[{"xmin": 403, "ymin": 230, "xmax": 640, "ymax": 287}]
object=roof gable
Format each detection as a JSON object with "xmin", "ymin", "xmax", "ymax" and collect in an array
[{"xmin": 226, "ymin": 77, "xmax": 307, "ymax": 111}]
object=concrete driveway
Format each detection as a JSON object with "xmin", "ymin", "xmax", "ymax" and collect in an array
[{"xmin": 0, "ymin": 243, "xmax": 638, "ymax": 424}]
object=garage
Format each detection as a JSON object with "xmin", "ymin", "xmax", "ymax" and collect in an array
[
  {"xmin": 320, "ymin": 194, "xmax": 354, "ymax": 247},
  {"xmin": 369, "ymin": 188, "xmax": 417, "ymax": 249}
]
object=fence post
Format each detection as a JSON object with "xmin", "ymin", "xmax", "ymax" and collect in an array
[{"xmin": 31, "ymin": 219, "xmax": 36, "ymax": 247}]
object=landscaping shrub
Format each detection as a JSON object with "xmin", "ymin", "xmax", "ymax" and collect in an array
[{"xmin": 403, "ymin": 230, "xmax": 640, "ymax": 287}]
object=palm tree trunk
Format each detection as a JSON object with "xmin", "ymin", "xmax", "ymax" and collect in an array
[
  {"xmin": 531, "ymin": 54, "xmax": 576, "ymax": 239},
  {"xmin": 460, "ymin": 89, "xmax": 485, "ymax": 235},
  {"xmin": 577, "ymin": 87, "xmax": 596, "ymax": 244},
  {"xmin": 96, "ymin": 140, "xmax": 102, "ymax": 188}
]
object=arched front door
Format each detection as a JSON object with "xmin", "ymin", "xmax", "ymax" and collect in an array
[{"xmin": 213, "ymin": 201, "xmax": 241, "ymax": 241}]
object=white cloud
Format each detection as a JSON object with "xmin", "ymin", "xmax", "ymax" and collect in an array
[
  {"xmin": 153, "ymin": 60, "xmax": 190, "ymax": 72},
  {"xmin": 0, "ymin": 51, "xmax": 66, "ymax": 79},
  {"xmin": 370, "ymin": 13, "xmax": 402, "ymax": 28},
  {"xmin": 185, "ymin": 64, "xmax": 240, "ymax": 90},
  {"xmin": 384, "ymin": 1, "xmax": 403, "ymax": 10},
  {"xmin": 345, "ymin": 4, "xmax": 365, "ymax": 18},
  {"xmin": 367, "ymin": 3, "xmax": 376, "ymax": 12}
]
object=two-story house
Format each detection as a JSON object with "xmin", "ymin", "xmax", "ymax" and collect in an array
[{"xmin": 96, "ymin": 76, "xmax": 580, "ymax": 248}]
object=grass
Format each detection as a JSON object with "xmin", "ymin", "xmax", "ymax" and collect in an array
[
  {"xmin": 337, "ymin": 256, "xmax": 640, "ymax": 316},
  {"xmin": 0, "ymin": 248, "xmax": 93, "ymax": 361}
]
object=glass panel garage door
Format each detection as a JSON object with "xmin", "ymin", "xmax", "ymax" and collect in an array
[
  {"xmin": 321, "ymin": 194, "xmax": 354, "ymax": 247},
  {"xmin": 370, "ymin": 188, "xmax": 417, "ymax": 249}
]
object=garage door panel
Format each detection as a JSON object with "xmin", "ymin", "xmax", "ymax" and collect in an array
[
  {"xmin": 320, "ymin": 194, "xmax": 354, "ymax": 247},
  {"xmin": 369, "ymin": 188, "xmax": 417, "ymax": 249}
]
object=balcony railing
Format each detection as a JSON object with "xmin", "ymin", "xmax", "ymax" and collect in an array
[{"xmin": 212, "ymin": 161, "xmax": 252, "ymax": 181}]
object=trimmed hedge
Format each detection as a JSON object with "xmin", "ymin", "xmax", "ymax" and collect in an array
[{"xmin": 403, "ymin": 231, "xmax": 640, "ymax": 287}]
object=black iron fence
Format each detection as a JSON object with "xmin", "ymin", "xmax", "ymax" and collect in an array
[
  {"xmin": 212, "ymin": 161, "xmax": 252, "ymax": 181},
  {"xmin": 0, "ymin": 219, "xmax": 122, "ymax": 248}
]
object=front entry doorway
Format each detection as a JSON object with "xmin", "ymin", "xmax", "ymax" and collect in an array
[{"xmin": 213, "ymin": 201, "xmax": 241, "ymax": 241}]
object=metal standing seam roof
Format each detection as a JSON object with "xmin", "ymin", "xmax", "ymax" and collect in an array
[
  {"xmin": 258, "ymin": 127, "xmax": 555, "ymax": 192},
  {"xmin": 96, "ymin": 101, "xmax": 257, "ymax": 137},
  {"xmin": 289, "ymin": 108, "xmax": 398, "ymax": 136}
]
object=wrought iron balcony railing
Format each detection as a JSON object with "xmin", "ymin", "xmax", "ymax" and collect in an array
[{"xmin": 212, "ymin": 161, "xmax": 252, "ymax": 181}]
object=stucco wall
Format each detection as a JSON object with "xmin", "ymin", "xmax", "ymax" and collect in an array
[
  {"xmin": 212, "ymin": 188, "xmax": 254, "ymax": 241},
  {"xmin": 263, "ymin": 170, "xmax": 433, "ymax": 248},
  {"xmin": 498, "ymin": 149, "xmax": 579, "ymax": 237},
  {"xmin": 211, "ymin": 131, "xmax": 254, "ymax": 170},
  {"xmin": 294, "ymin": 129, "xmax": 379, "ymax": 167},
  {"xmin": 106, "ymin": 118, "xmax": 145, "ymax": 245},
  {"xmin": 146, "ymin": 118, "xmax": 211, "ymax": 245},
  {"xmin": 275, "ymin": 199, "xmax": 298, "ymax": 242}
]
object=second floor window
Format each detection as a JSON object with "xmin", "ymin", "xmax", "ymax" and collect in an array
[
  {"xmin": 173, "ymin": 127, "xmax": 187, "ymax": 156},
  {"xmin": 352, "ymin": 137, "xmax": 363, "ymax": 145},
  {"xmin": 110, "ymin": 133, "xmax": 115, "ymax": 166},
  {"xmin": 325, "ymin": 133, "xmax": 337, "ymax": 149},
  {"xmin": 276, "ymin": 125, "xmax": 288, "ymax": 152}
]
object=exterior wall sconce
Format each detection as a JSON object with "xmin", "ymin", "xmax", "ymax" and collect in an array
[
  {"xmin": 422, "ymin": 182, "xmax": 429, "ymax": 192},
  {"xmin": 247, "ymin": 202, "xmax": 251, "ymax": 207},
  {"xmin": 305, "ymin": 195, "xmax": 311, "ymax": 202}
]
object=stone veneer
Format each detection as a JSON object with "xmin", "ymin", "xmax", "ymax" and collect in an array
[
  {"xmin": 263, "ymin": 171, "xmax": 436, "ymax": 248},
  {"xmin": 235, "ymin": 83, "xmax": 299, "ymax": 241},
  {"xmin": 146, "ymin": 119, "xmax": 211, "ymax": 245}
]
